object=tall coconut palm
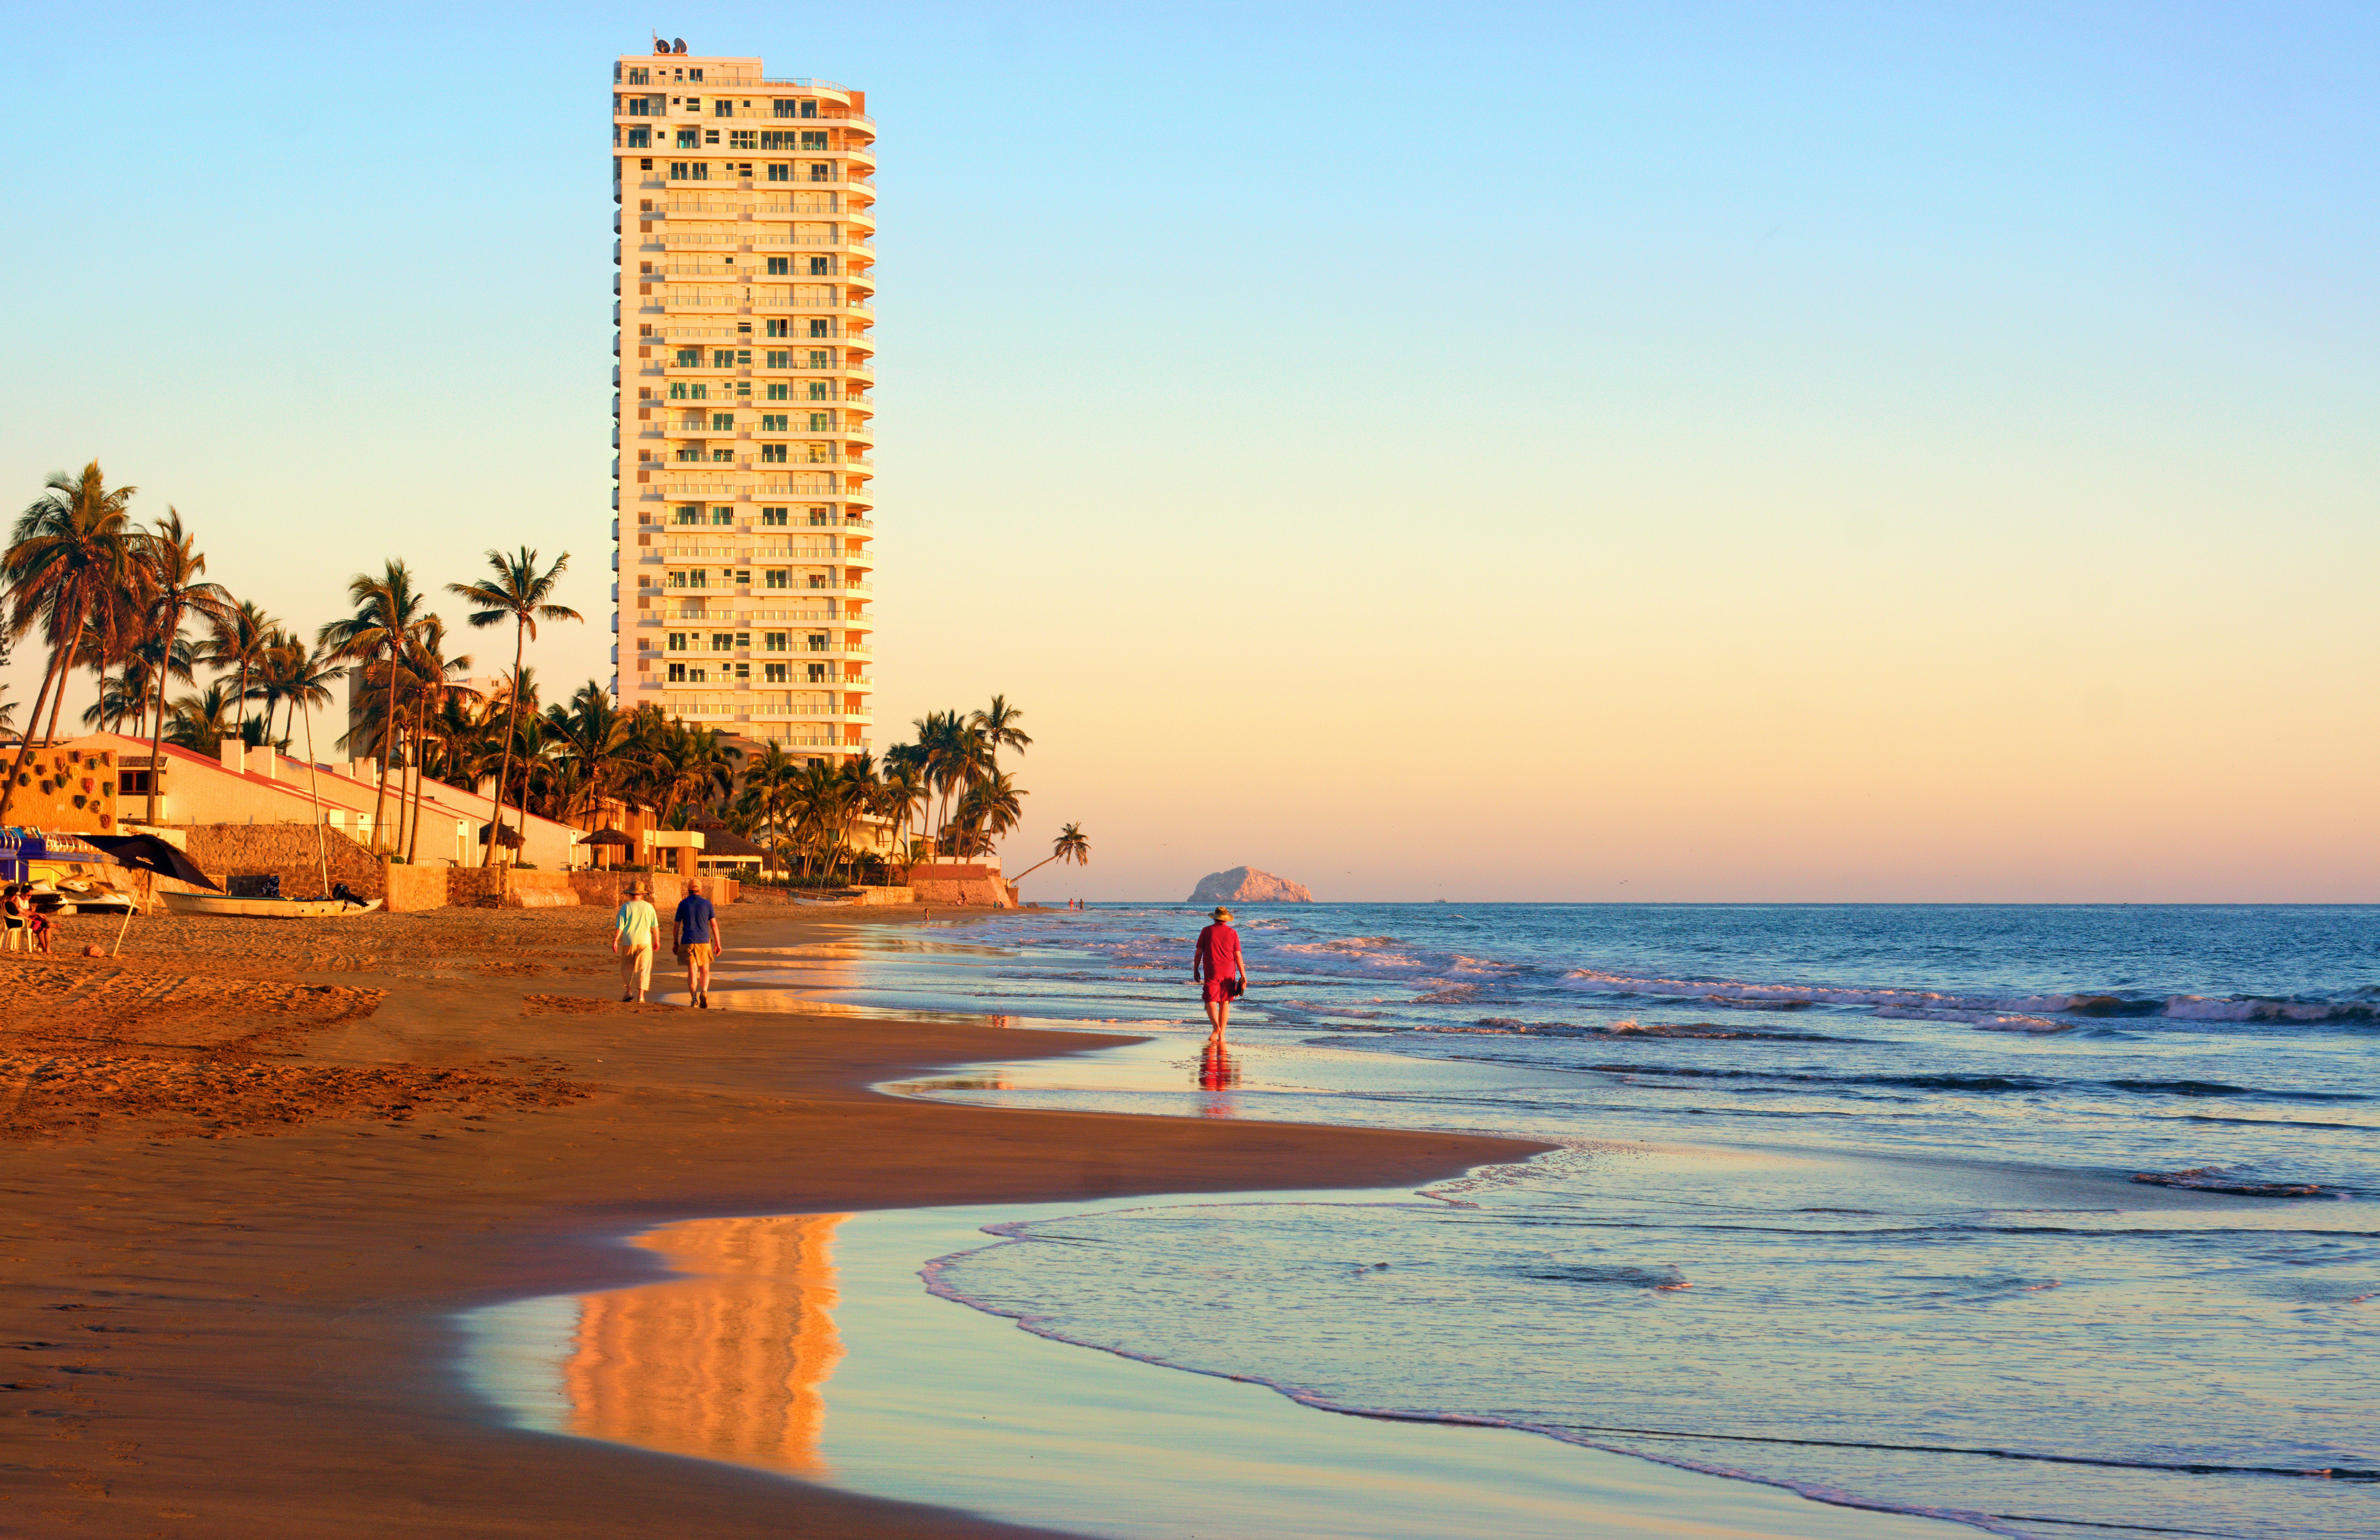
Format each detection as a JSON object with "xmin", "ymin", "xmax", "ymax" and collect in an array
[
  {"xmin": 739, "ymin": 740, "xmax": 800, "ymax": 857},
  {"xmin": 972, "ymin": 695, "xmax": 1032, "ymax": 771},
  {"xmin": 877, "ymin": 753, "xmax": 927, "ymax": 874},
  {"xmin": 834, "ymin": 751, "xmax": 880, "ymax": 882},
  {"xmin": 1010, "ymin": 822, "xmax": 1091, "ymax": 885},
  {"xmin": 136, "ymin": 510, "xmax": 234, "ymax": 824},
  {"xmin": 448, "ymin": 548, "xmax": 580, "ymax": 866},
  {"xmin": 1, "ymin": 464, "xmax": 143, "ymax": 821},
  {"xmin": 318, "ymin": 561, "xmax": 425, "ymax": 852},
  {"xmin": 399, "ymin": 615, "xmax": 473, "ymax": 863}
]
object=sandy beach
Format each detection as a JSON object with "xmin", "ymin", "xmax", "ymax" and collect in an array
[{"xmin": 0, "ymin": 905, "xmax": 1536, "ymax": 1537}]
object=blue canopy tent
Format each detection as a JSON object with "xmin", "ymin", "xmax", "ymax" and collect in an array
[{"xmin": 0, "ymin": 827, "xmax": 111, "ymax": 884}]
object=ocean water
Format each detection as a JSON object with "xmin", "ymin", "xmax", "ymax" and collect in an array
[{"xmin": 866, "ymin": 904, "xmax": 2380, "ymax": 1540}]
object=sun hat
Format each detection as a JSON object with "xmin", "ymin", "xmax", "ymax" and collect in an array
[{"xmin": 1212, "ymin": 906, "xmax": 1232, "ymax": 921}]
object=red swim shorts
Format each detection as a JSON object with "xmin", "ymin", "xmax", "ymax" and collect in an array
[{"xmin": 1201, "ymin": 979, "xmax": 1235, "ymax": 1004}]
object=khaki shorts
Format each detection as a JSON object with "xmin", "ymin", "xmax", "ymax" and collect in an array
[{"xmin": 676, "ymin": 942, "xmax": 716, "ymax": 967}]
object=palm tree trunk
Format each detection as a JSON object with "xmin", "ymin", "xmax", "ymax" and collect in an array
[
  {"xmin": 236, "ymin": 657, "xmax": 251, "ymax": 748},
  {"xmin": 44, "ymin": 662, "xmax": 70, "ymax": 747},
  {"xmin": 0, "ymin": 641, "xmax": 70, "ymax": 821},
  {"xmin": 489, "ymin": 625, "xmax": 525, "ymax": 868},
  {"xmin": 145, "ymin": 603, "xmax": 180, "ymax": 826},
  {"xmin": 406, "ymin": 698, "xmax": 428, "ymax": 864},
  {"xmin": 368, "ymin": 655, "xmax": 399, "ymax": 853}
]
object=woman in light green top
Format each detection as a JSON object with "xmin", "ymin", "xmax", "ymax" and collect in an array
[{"xmin": 613, "ymin": 882, "xmax": 661, "ymax": 1003}]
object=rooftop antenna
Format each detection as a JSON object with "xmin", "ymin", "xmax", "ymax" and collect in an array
[{"xmin": 652, "ymin": 34, "xmax": 669, "ymax": 55}]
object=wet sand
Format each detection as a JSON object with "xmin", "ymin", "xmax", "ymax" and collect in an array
[{"xmin": 0, "ymin": 905, "xmax": 1536, "ymax": 1537}]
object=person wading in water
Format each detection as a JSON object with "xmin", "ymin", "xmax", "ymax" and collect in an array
[{"xmin": 1191, "ymin": 906, "xmax": 1247, "ymax": 1045}]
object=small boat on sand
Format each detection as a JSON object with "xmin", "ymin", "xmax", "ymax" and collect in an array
[{"xmin": 161, "ymin": 892, "xmax": 382, "ymax": 919}]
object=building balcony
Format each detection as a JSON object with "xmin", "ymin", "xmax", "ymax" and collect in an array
[{"xmin": 746, "ymin": 708, "xmax": 874, "ymax": 721}]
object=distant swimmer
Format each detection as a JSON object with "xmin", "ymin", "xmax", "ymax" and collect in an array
[{"xmin": 1191, "ymin": 905, "xmax": 1247, "ymax": 1043}]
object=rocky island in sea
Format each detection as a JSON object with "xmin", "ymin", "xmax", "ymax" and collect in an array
[{"xmin": 1187, "ymin": 867, "xmax": 1313, "ymax": 904}]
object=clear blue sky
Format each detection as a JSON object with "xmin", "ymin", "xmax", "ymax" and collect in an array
[{"xmin": 6, "ymin": 3, "xmax": 2376, "ymax": 899}]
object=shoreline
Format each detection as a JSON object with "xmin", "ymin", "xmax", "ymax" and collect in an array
[
  {"xmin": 0, "ymin": 904, "xmax": 1534, "ymax": 1536},
  {"xmin": 465, "ymin": 1196, "xmax": 1989, "ymax": 1540}
]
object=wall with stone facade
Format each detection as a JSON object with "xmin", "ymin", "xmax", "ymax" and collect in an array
[{"xmin": 175, "ymin": 823, "xmax": 385, "ymax": 899}]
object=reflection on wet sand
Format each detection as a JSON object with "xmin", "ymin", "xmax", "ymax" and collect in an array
[
  {"xmin": 1198, "ymin": 1043, "xmax": 1240, "ymax": 1115},
  {"xmin": 563, "ymin": 1213, "xmax": 850, "ymax": 1477}
]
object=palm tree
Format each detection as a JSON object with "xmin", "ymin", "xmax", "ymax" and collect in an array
[
  {"xmin": 972, "ymin": 695, "xmax": 1032, "ymax": 770},
  {"xmin": 739, "ymin": 740, "xmax": 802, "ymax": 860},
  {"xmin": 136, "ymin": 510, "xmax": 234, "ymax": 824},
  {"xmin": 253, "ymin": 629, "xmax": 335, "ymax": 750},
  {"xmin": 448, "ymin": 548, "xmax": 581, "ymax": 866},
  {"xmin": 398, "ymin": 615, "xmax": 473, "ymax": 863},
  {"xmin": 953, "ymin": 769, "xmax": 1025, "ymax": 859},
  {"xmin": 1010, "ymin": 822, "xmax": 1091, "ymax": 886},
  {"xmin": 877, "ymin": 749, "xmax": 927, "ymax": 872},
  {"xmin": 80, "ymin": 670, "xmax": 147, "ymax": 735},
  {"xmin": 834, "ymin": 751, "xmax": 880, "ymax": 882},
  {"xmin": 204, "ymin": 599, "xmax": 277, "ymax": 747},
  {"xmin": 162, "ymin": 682, "xmax": 240, "ymax": 751},
  {"xmin": 2, "ymin": 464, "xmax": 142, "ymax": 821},
  {"xmin": 910, "ymin": 710, "xmax": 990, "ymax": 861},
  {"xmin": 546, "ymin": 681, "xmax": 634, "ymax": 830},
  {"xmin": 649, "ymin": 718, "xmax": 741, "ymax": 828},
  {"xmin": 318, "ymin": 562, "xmax": 424, "ymax": 853}
]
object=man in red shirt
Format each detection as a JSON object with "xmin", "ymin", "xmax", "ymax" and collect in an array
[{"xmin": 1191, "ymin": 906, "xmax": 1247, "ymax": 1042}]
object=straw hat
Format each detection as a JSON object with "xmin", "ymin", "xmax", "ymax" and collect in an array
[{"xmin": 1211, "ymin": 906, "xmax": 1232, "ymax": 922}]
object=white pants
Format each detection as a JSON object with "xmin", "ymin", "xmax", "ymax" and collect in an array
[{"xmin": 619, "ymin": 945, "xmax": 653, "ymax": 997}]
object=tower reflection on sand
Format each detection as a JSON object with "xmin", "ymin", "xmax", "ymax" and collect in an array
[{"xmin": 562, "ymin": 1214, "xmax": 850, "ymax": 1477}]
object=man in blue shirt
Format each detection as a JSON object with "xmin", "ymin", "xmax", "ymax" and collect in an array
[{"xmin": 673, "ymin": 886, "xmax": 723, "ymax": 1009}]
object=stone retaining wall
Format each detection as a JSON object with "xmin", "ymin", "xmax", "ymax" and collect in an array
[{"xmin": 177, "ymin": 824, "xmax": 384, "ymax": 899}]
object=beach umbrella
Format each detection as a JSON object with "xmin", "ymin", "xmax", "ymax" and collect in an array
[
  {"xmin": 84, "ymin": 833, "xmax": 220, "ymax": 891},
  {"xmin": 478, "ymin": 823, "xmax": 524, "ymax": 848},
  {"xmin": 84, "ymin": 833, "xmax": 222, "ymax": 957}
]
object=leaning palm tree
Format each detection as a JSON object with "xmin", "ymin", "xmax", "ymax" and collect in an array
[
  {"xmin": 1010, "ymin": 822, "xmax": 1091, "ymax": 885},
  {"xmin": 447, "ymin": 548, "xmax": 581, "ymax": 866},
  {"xmin": 136, "ymin": 510, "xmax": 234, "ymax": 824},
  {"xmin": 318, "ymin": 562, "xmax": 425, "ymax": 853},
  {"xmin": 1, "ymin": 463, "xmax": 142, "ymax": 821}
]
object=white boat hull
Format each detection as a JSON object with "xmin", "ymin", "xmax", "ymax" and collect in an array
[{"xmin": 160, "ymin": 892, "xmax": 383, "ymax": 919}]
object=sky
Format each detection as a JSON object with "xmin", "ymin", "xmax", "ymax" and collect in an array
[{"xmin": 4, "ymin": 2, "xmax": 2376, "ymax": 902}]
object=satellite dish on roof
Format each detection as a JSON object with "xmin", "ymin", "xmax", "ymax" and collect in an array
[
  {"xmin": 672, "ymin": 38, "xmax": 687, "ymax": 54},
  {"xmin": 653, "ymin": 38, "xmax": 670, "ymax": 55}
]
